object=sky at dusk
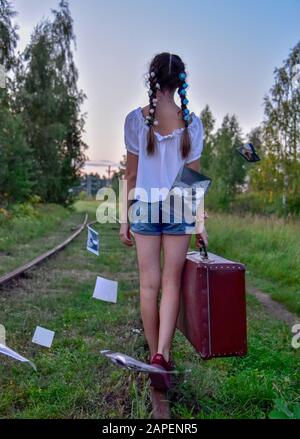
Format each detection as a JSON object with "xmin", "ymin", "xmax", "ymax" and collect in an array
[{"xmin": 13, "ymin": 0, "xmax": 300, "ymax": 174}]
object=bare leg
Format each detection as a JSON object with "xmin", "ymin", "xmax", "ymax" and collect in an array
[
  {"xmin": 157, "ymin": 234, "xmax": 191, "ymax": 362},
  {"xmin": 134, "ymin": 233, "xmax": 162, "ymax": 359}
]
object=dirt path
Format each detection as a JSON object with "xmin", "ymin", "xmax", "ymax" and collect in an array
[{"xmin": 247, "ymin": 285, "xmax": 300, "ymax": 326}]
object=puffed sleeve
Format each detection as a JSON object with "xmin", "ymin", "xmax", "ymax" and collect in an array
[
  {"xmin": 186, "ymin": 115, "xmax": 204, "ymax": 164},
  {"xmin": 124, "ymin": 110, "xmax": 139, "ymax": 155}
]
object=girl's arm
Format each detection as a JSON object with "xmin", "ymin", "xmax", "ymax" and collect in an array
[
  {"xmin": 186, "ymin": 159, "xmax": 200, "ymax": 173},
  {"xmin": 186, "ymin": 159, "xmax": 209, "ymax": 248},
  {"xmin": 119, "ymin": 151, "xmax": 138, "ymax": 246}
]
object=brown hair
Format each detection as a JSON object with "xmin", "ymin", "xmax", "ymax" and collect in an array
[{"xmin": 144, "ymin": 52, "xmax": 191, "ymax": 158}]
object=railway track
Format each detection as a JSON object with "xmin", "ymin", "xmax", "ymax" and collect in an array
[
  {"xmin": 0, "ymin": 211, "xmax": 171, "ymax": 419},
  {"xmin": 0, "ymin": 213, "xmax": 88, "ymax": 288}
]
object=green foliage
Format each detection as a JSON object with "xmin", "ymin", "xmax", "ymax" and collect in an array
[
  {"xmin": 269, "ymin": 399, "xmax": 300, "ymax": 419},
  {"xmin": 225, "ymin": 192, "xmax": 281, "ymax": 216},
  {"xmin": 250, "ymin": 41, "xmax": 300, "ymax": 215},
  {"xmin": 10, "ymin": 202, "xmax": 40, "ymax": 218},
  {"xmin": 200, "ymin": 105, "xmax": 216, "ymax": 175},
  {"xmin": 0, "ymin": 1, "xmax": 34, "ymax": 206},
  {"xmin": 0, "ymin": 0, "xmax": 18, "ymax": 70},
  {"xmin": 0, "ymin": 203, "xmax": 72, "ymax": 273},
  {"xmin": 0, "ymin": 1, "xmax": 87, "ymax": 207},
  {"xmin": 28, "ymin": 194, "xmax": 42, "ymax": 205},
  {"xmin": 0, "ymin": 104, "xmax": 35, "ymax": 206},
  {"xmin": 201, "ymin": 41, "xmax": 300, "ymax": 217},
  {"xmin": 203, "ymin": 113, "xmax": 247, "ymax": 211},
  {"xmin": 78, "ymin": 190, "xmax": 89, "ymax": 201},
  {"xmin": 0, "ymin": 206, "xmax": 11, "ymax": 225},
  {"xmin": 206, "ymin": 211, "xmax": 300, "ymax": 315},
  {"xmin": 16, "ymin": 1, "xmax": 87, "ymax": 205},
  {"xmin": 110, "ymin": 155, "xmax": 126, "ymax": 199}
]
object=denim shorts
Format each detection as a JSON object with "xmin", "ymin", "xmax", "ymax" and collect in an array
[{"xmin": 128, "ymin": 198, "xmax": 196, "ymax": 235}]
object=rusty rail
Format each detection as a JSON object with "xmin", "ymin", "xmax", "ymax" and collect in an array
[{"xmin": 0, "ymin": 213, "xmax": 88, "ymax": 287}]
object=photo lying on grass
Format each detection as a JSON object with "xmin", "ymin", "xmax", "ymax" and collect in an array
[
  {"xmin": 86, "ymin": 225, "xmax": 100, "ymax": 256},
  {"xmin": 0, "ymin": 0, "xmax": 300, "ymax": 428}
]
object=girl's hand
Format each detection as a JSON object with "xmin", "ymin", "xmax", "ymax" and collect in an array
[
  {"xmin": 195, "ymin": 228, "xmax": 208, "ymax": 249},
  {"xmin": 119, "ymin": 223, "xmax": 133, "ymax": 246}
]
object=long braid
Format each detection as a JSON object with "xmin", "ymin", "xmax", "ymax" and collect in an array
[
  {"xmin": 144, "ymin": 53, "xmax": 191, "ymax": 158},
  {"xmin": 145, "ymin": 69, "xmax": 159, "ymax": 155},
  {"xmin": 178, "ymin": 71, "xmax": 191, "ymax": 159}
]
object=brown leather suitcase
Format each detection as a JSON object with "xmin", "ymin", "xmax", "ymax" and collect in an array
[{"xmin": 176, "ymin": 249, "xmax": 247, "ymax": 359}]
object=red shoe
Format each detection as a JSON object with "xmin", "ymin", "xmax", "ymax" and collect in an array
[{"xmin": 149, "ymin": 353, "xmax": 174, "ymax": 390}]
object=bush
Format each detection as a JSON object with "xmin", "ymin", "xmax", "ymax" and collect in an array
[
  {"xmin": 10, "ymin": 202, "xmax": 39, "ymax": 219},
  {"xmin": 28, "ymin": 195, "xmax": 42, "ymax": 205},
  {"xmin": 78, "ymin": 191, "xmax": 89, "ymax": 201},
  {"xmin": 0, "ymin": 207, "xmax": 12, "ymax": 226},
  {"xmin": 205, "ymin": 191, "xmax": 300, "ymax": 219}
]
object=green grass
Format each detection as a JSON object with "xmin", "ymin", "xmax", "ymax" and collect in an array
[
  {"xmin": 170, "ymin": 294, "xmax": 299, "ymax": 419},
  {"xmin": 0, "ymin": 202, "xmax": 299, "ymax": 419},
  {"xmin": 0, "ymin": 202, "xmax": 147, "ymax": 419},
  {"xmin": 0, "ymin": 203, "xmax": 84, "ymax": 276},
  {"xmin": 205, "ymin": 211, "xmax": 300, "ymax": 316}
]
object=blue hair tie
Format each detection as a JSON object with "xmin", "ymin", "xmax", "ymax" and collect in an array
[
  {"xmin": 183, "ymin": 98, "xmax": 189, "ymax": 105},
  {"xmin": 182, "ymin": 82, "xmax": 188, "ymax": 89},
  {"xmin": 183, "ymin": 108, "xmax": 189, "ymax": 115},
  {"xmin": 179, "ymin": 72, "xmax": 186, "ymax": 80},
  {"xmin": 183, "ymin": 114, "xmax": 190, "ymax": 121}
]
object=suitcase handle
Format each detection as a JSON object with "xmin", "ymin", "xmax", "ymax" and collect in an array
[{"xmin": 199, "ymin": 239, "xmax": 208, "ymax": 259}]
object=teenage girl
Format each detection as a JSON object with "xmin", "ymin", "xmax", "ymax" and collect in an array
[{"xmin": 119, "ymin": 52, "xmax": 208, "ymax": 390}]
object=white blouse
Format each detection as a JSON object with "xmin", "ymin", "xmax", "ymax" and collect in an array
[{"xmin": 124, "ymin": 106, "xmax": 204, "ymax": 202}]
